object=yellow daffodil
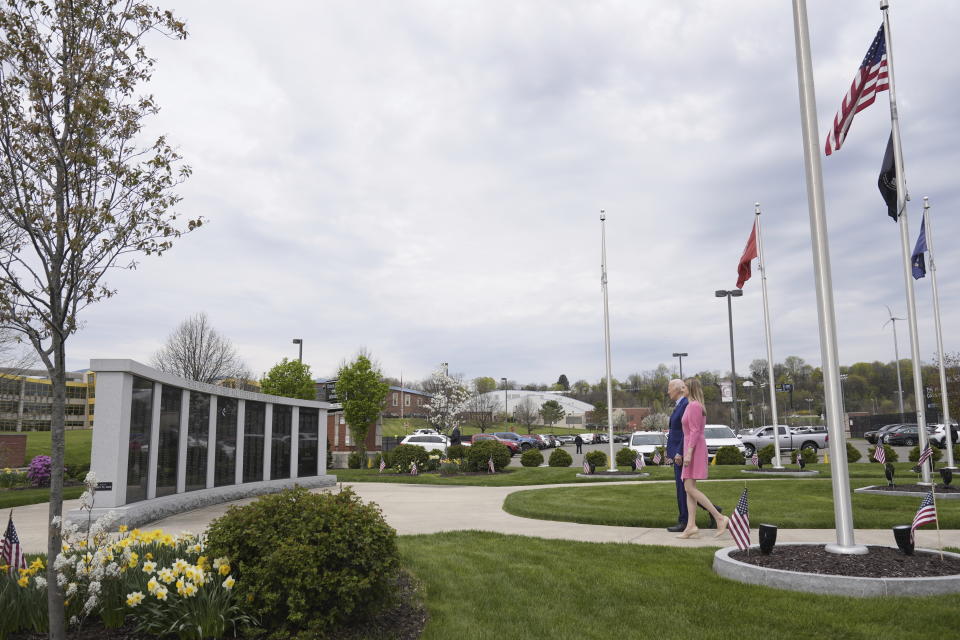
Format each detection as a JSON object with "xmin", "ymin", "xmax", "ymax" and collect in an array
[
  {"xmin": 0, "ymin": 564, "xmax": 8, "ymax": 572},
  {"xmin": 197, "ymin": 555, "xmax": 209, "ymax": 570},
  {"xmin": 218, "ymin": 563, "xmax": 231, "ymax": 576},
  {"xmin": 172, "ymin": 558, "xmax": 188, "ymax": 575},
  {"xmin": 183, "ymin": 581, "xmax": 197, "ymax": 597},
  {"xmin": 153, "ymin": 586, "xmax": 168, "ymax": 601},
  {"xmin": 147, "ymin": 577, "xmax": 159, "ymax": 594},
  {"xmin": 145, "ymin": 552, "xmax": 154, "ymax": 561},
  {"xmin": 126, "ymin": 591, "xmax": 145, "ymax": 607},
  {"xmin": 142, "ymin": 560, "xmax": 157, "ymax": 574},
  {"xmin": 158, "ymin": 568, "xmax": 175, "ymax": 584},
  {"xmin": 29, "ymin": 558, "xmax": 44, "ymax": 570},
  {"xmin": 191, "ymin": 543, "xmax": 202, "ymax": 554},
  {"xmin": 175, "ymin": 579, "xmax": 185, "ymax": 594},
  {"xmin": 118, "ymin": 525, "xmax": 128, "ymax": 533},
  {"xmin": 222, "ymin": 575, "xmax": 235, "ymax": 590},
  {"xmin": 17, "ymin": 576, "xmax": 29, "ymax": 587}
]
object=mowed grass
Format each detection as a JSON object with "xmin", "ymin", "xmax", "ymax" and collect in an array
[
  {"xmin": 0, "ymin": 485, "xmax": 85, "ymax": 509},
  {"xmin": 502, "ymin": 478, "xmax": 960, "ymax": 529},
  {"xmin": 20, "ymin": 429, "xmax": 92, "ymax": 468},
  {"xmin": 398, "ymin": 531, "xmax": 960, "ymax": 640}
]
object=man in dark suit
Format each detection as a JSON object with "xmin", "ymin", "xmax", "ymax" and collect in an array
[{"xmin": 665, "ymin": 379, "xmax": 689, "ymax": 532}]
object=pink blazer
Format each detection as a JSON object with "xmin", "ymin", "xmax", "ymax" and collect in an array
[{"xmin": 681, "ymin": 400, "xmax": 706, "ymax": 458}]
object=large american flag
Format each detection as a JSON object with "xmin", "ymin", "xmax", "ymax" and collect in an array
[
  {"xmin": 1, "ymin": 514, "xmax": 26, "ymax": 575},
  {"xmin": 911, "ymin": 491, "xmax": 937, "ymax": 542},
  {"xmin": 652, "ymin": 450, "xmax": 662, "ymax": 465},
  {"xmin": 918, "ymin": 444, "xmax": 933, "ymax": 467},
  {"xmin": 824, "ymin": 25, "xmax": 888, "ymax": 156},
  {"xmin": 873, "ymin": 445, "xmax": 886, "ymax": 465},
  {"xmin": 729, "ymin": 488, "xmax": 751, "ymax": 551}
]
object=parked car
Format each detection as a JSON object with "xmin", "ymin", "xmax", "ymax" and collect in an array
[
  {"xmin": 524, "ymin": 433, "xmax": 549, "ymax": 449},
  {"xmin": 626, "ymin": 431, "xmax": 667, "ymax": 462},
  {"xmin": 791, "ymin": 425, "xmax": 827, "ymax": 435},
  {"xmin": 929, "ymin": 423, "xmax": 960, "ymax": 449},
  {"xmin": 882, "ymin": 424, "xmax": 935, "ymax": 447},
  {"xmin": 704, "ymin": 425, "xmax": 745, "ymax": 458},
  {"xmin": 471, "ymin": 432, "xmax": 520, "ymax": 456},
  {"xmin": 542, "ymin": 434, "xmax": 560, "ymax": 447},
  {"xmin": 555, "ymin": 435, "xmax": 575, "ymax": 445},
  {"xmin": 737, "ymin": 424, "xmax": 828, "ymax": 456},
  {"xmin": 400, "ymin": 434, "xmax": 449, "ymax": 453},
  {"xmin": 493, "ymin": 431, "xmax": 539, "ymax": 451},
  {"xmin": 412, "ymin": 428, "xmax": 438, "ymax": 435},
  {"xmin": 864, "ymin": 424, "xmax": 902, "ymax": 444},
  {"xmin": 579, "ymin": 432, "xmax": 596, "ymax": 444},
  {"xmin": 613, "ymin": 433, "xmax": 629, "ymax": 443},
  {"xmin": 596, "ymin": 433, "xmax": 609, "ymax": 443}
]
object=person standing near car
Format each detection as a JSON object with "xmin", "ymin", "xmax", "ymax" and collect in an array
[
  {"xmin": 666, "ymin": 379, "xmax": 689, "ymax": 532},
  {"xmin": 574, "ymin": 434, "xmax": 583, "ymax": 454}
]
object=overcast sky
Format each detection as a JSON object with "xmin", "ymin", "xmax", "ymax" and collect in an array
[{"xmin": 64, "ymin": 0, "xmax": 960, "ymax": 386}]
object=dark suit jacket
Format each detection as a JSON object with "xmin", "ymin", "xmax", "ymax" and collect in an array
[{"xmin": 666, "ymin": 397, "xmax": 688, "ymax": 458}]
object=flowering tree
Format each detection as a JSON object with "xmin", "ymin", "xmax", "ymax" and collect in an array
[{"xmin": 425, "ymin": 365, "xmax": 469, "ymax": 435}]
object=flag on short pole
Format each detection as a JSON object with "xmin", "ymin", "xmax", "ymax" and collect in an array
[
  {"xmin": 911, "ymin": 491, "xmax": 937, "ymax": 542},
  {"xmin": 1, "ymin": 513, "xmax": 26, "ymax": 576},
  {"xmin": 635, "ymin": 452, "xmax": 645, "ymax": 470},
  {"xmin": 378, "ymin": 457, "xmax": 386, "ymax": 473},
  {"xmin": 911, "ymin": 218, "xmax": 927, "ymax": 279},
  {"xmin": 729, "ymin": 488, "xmax": 751, "ymax": 551},
  {"xmin": 652, "ymin": 450, "xmax": 662, "ymax": 465},
  {"xmin": 410, "ymin": 462, "xmax": 418, "ymax": 476},
  {"xmin": 750, "ymin": 452, "xmax": 759, "ymax": 467},
  {"xmin": 582, "ymin": 458, "xmax": 592, "ymax": 474},
  {"xmin": 736, "ymin": 221, "xmax": 758, "ymax": 288},
  {"xmin": 918, "ymin": 444, "xmax": 933, "ymax": 468},
  {"xmin": 873, "ymin": 445, "xmax": 887, "ymax": 464},
  {"xmin": 825, "ymin": 25, "xmax": 889, "ymax": 156},
  {"xmin": 488, "ymin": 456, "xmax": 496, "ymax": 474}
]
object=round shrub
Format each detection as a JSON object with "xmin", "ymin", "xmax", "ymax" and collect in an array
[
  {"xmin": 584, "ymin": 450, "xmax": 607, "ymax": 471},
  {"xmin": 205, "ymin": 487, "xmax": 398, "ymax": 636},
  {"xmin": 868, "ymin": 443, "xmax": 898, "ymax": 463},
  {"xmin": 521, "ymin": 449, "xmax": 544, "ymax": 467},
  {"xmin": 846, "ymin": 441, "xmax": 862, "ymax": 463},
  {"xmin": 466, "ymin": 440, "xmax": 511, "ymax": 472},
  {"xmin": 447, "ymin": 444, "xmax": 467, "ymax": 461},
  {"xmin": 549, "ymin": 448, "xmax": 572, "ymax": 467},
  {"xmin": 26, "ymin": 455, "xmax": 51, "ymax": 487},
  {"xmin": 615, "ymin": 447, "xmax": 635, "ymax": 468},
  {"xmin": 347, "ymin": 450, "xmax": 364, "ymax": 469},
  {"xmin": 791, "ymin": 448, "xmax": 817, "ymax": 464},
  {"xmin": 439, "ymin": 461, "xmax": 460, "ymax": 476},
  {"xmin": 714, "ymin": 446, "xmax": 745, "ymax": 465},
  {"xmin": 390, "ymin": 444, "xmax": 429, "ymax": 473},
  {"xmin": 373, "ymin": 451, "xmax": 391, "ymax": 470},
  {"xmin": 757, "ymin": 444, "xmax": 777, "ymax": 466},
  {"xmin": 908, "ymin": 445, "xmax": 943, "ymax": 464}
]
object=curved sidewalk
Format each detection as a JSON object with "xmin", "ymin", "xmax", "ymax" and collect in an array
[{"xmin": 15, "ymin": 480, "xmax": 958, "ymax": 553}]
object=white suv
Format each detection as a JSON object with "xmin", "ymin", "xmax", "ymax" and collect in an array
[{"xmin": 400, "ymin": 434, "xmax": 449, "ymax": 453}]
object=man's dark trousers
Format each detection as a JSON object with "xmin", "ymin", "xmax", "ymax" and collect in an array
[{"xmin": 667, "ymin": 397, "xmax": 689, "ymax": 526}]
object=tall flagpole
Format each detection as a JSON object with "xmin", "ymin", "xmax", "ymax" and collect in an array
[
  {"xmin": 923, "ymin": 197, "xmax": 954, "ymax": 469},
  {"xmin": 881, "ymin": 0, "xmax": 932, "ymax": 484},
  {"xmin": 791, "ymin": 0, "xmax": 866, "ymax": 554},
  {"xmin": 755, "ymin": 203, "xmax": 784, "ymax": 469},
  {"xmin": 600, "ymin": 211, "xmax": 616, "ymax": 471}
]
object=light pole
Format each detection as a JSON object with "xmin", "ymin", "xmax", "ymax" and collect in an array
[
  {"xmin": 742, "ymin": 380, "xmax": 755, "ymax": 428},
  {"xmin": 839, "ymin": 373, "xmax": 848, "ymax": 428},
  {"xmin": 292, "ymin": 338, "xmax": 303, "ymax": 362},
  {"xmin": 715, "ymin": 289, "xmax": 743, "ymax": 429},
  {"xmin": 672, "ymin": 352, "xmax": 688, "ymax": 379},
  {"xmin": 501, "ymin": 377, "xmax": 508, "ymax": 426}
]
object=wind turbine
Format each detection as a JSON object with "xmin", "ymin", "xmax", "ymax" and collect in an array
[{"xmin": 883, "ymin": 305, "xmax": 906, "ymax": 417}]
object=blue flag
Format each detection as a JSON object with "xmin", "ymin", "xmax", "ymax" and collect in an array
[{"xmin": 911, "ymin": 218, "xmax": 927, "ymax": 279}]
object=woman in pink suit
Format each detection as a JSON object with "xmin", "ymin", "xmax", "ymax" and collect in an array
[{"xmin": 677, "ymin": 378, "xmax": 729, "ymax": 539}]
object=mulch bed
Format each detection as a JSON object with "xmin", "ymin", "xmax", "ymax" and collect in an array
[
  {"xmin": 730, "ymin": 544, "xmax": 960, "ymax": 578},
  {"xmin": 864, "ymin": 483, "xmax": 960, "ymax": 494},
  {"xmin": 11, "ymin": 571, "xmax": 428, "ymax": 640}
]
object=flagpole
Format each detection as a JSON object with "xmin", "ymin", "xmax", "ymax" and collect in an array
[
  {"xmin": 600, "ymin": 211, "xmax": 616, "ymax": 471},
  {"xmin": 931, "ymin": 483, "xmax": 943, "ymax": 560},
  {"xmin": 754, "ymin": 203, "xmax": 783, "ymax": 469},
  {"xmin": 923, "ymin": 197, "xmax": 954, "ymax": 469},
  {"xmin": 791, "ymin": 0, "xmax": 866, "ymax": 554},
  {"xmin": 880, "ymin": 0, "xmax": 932, "ymax": 484}
]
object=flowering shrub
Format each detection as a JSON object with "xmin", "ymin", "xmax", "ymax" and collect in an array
[
  {"xmin": 0, "ymin": 467, "xmax": 28, "ymax": 488},
  {"xmin": 389, "ymin": 444, "xmax": 429, "ymax": 473},
  {"xmin": 26, "ymin": 455, "xmax": 51, "ymax": 487}
]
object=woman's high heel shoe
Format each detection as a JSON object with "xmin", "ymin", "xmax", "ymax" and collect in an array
[
  {"xmin": 713, "ymin": 515, "xmax": 730, "ymax": 538},
  {"xmin": 676, "ymin": 528, "xmax": 699, "ymax": 539}
]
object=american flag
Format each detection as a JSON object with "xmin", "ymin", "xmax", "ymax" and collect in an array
[
  {"xmin": 378, "ymin": 457, "xmax": 386, "ymax": 473},
  {"xmin": 582, "ymin": 458, "xmax": 592, "ymax": 474},
  {"xmin": 873, "ymin": 445, "xmax": 886, "ymax": 465},
  {"xmin": 652, "ymin": 450, "xmax": 662, "ymax": 465},
  {"xmin": 1, "ymin": 513, "xmax": 26, "ymax": 575},
  {"xmin": 910, "ymin": 491, "xmax": 937, "ymax": 541},
  {"xmin": 729, "ymin": 488, "xmax": 751, "ymax": 551},
  {"xmin": 410, "ymin": 462, "xmax": 418, "ymax": 476},
  {"xmin": 918, "ymin": 444, "xmax": 933, "ymax": 467},
  {"xmin": 488, "ymin": 456, "xmax": 496, "ymax": 474},
  {"xmin": 824, "ymin": 25, "xmax": 888, "ymax": 156},
  {"xmin": 635, "ymin": 453, "xmax": 645, "ymax": 470},
  {"xmin": 750, "ymin": 452, "xmax": 759, "ymax": 467}
]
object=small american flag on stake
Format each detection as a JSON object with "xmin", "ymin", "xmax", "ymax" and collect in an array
[
  {"xmin": 729, "ymin": 488, "xmax": 751, "ymax": 551},
  {"xmin": 652, "ymin": 450, "xmax": 662, "ymax": 465},
  {"xmin": 750, "ymin": 452, "xmax": 759, "ymax": 467},
  {"xmin": 824, "ymin": 25, "xmax": 889, "ymax": 156},
  {"xmin": 410, "ymin": 462, "xmax": 418, "ymax": 476},
  {"xmin": 918, "ymin": 444, "xmax": 933, "ymax": 468},
  {"xmin": 910, "ymin": 491, "xmax": 937, "ymax": 542},
  {"xmin": 1, "ymin": 512, "xmax": 26, "ymax": 575},
  {"xmin": 378, "ymin": 457, "xmax": 386, "ymax": 473},
  {"xmin": 582, "ymin": 458, "xmax": 592, "ymax": 474},
  {"xmin": 488, "ymin": 456, "xmax": 496, "ymax": 474},
  {"xmin": 635, "ymin": 453, "xmax": 645, "ymax": 470},
  {"xmin": 873, "ymin": 445, "xmax": 886, "ymax": 465}
]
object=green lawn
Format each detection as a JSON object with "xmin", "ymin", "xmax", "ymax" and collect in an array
[
  {"xmin": 398, "ymin": 531, "xmax": 960, "ymax": 640},
  {"xmin": 0, "ymin": 485, "xmax": 85, "ymax": 509},
  {"xmin": 502, "ymin": 478, "xmax": 960, "ymax": 529},
  {"xmin": 20, "ymin": 429, "xmax": 92, "ymax": 468}
]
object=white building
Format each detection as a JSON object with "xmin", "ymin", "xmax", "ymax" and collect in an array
[{"xmin": 479, "ymin": 390, "xmax": 594, "ymax": 427}]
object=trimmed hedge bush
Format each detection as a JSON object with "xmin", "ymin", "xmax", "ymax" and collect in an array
[
  {"xmin": 791, "ymin": 448, "xmax": 818, "ymax": 464},
  {"xmin": 846, "ymin": 441, "xmax": 862, "ymax": 463},
  {"xmin": 521, "ymin": 448, "xmax": 544, "ymax": 467},
  {"xmin": 868, "ymin": 443, "xmax": 898, "ymax": 463},
  {"xmin": 549, "ymin": 448, "xmax": 572, "ymax": 467},
  {"xmin": 447, "ymin": 444, "xmax": 467, "ymax": 461},
  {"xmin": 908, "ymin": 445, "xmax": 943, "ymax": 464},
  {"xmin": 439, "ymin": 461, "xmax": 460, "ymax": 476},
  {"xmin": 584, "ymin": 450, "xmax": 607, "ymax": 470},
  {"xmin": 714, "ymin": 446, "xmax": 745, "ymax": 465},
  {"xmin": 757, "ymin": 444, "xmax": 777, "ymax": 466},
  {"xmin": 347, "ymin": 450, "xmax": 364, "ymax": 469},
  {"xmin": 206, "ymin": 487, "xmax": 398, "ymax": 637},
  {"xmin": 390, "ymin": 444, "xmax": 429, "ymax": 473},
  {"xmin": 466, "ymin": 440, "xmax": 511, "ymax": 472},
  {"xmin": 615, "ymin": 447, "xmax": 635, "ymax": 467}
]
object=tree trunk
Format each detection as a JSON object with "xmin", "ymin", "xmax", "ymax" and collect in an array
[{"xmin": 46, "ymin": 332, "xmax": 66, "ymax": 640}]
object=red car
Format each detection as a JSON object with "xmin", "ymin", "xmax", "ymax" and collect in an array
[{"xmin": 470, "ymin": 433, "xmax": 520, "ymax": 456}]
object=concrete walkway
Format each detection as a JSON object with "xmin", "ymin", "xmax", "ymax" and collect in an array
[{"xmin": 13, "ymin": 480, "xmax": 960, "ymax": 554}]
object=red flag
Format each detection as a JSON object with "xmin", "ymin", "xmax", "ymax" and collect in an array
[{"xmin": 736, "ymin": 222, "xmax": 757, "ymax": 288}]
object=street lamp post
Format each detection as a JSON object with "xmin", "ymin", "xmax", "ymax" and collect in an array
[
  {"xmin": 672, "ymin": 352, "xmax": 688, "ymax": 379},
  {"xmin": 292, "ymin": 338, "xmax": 303, "ymax": 362},
  {"xmin": 501, "ymin": 377, "xmax": 508, "ymax": 426},
  {"xmin": 742, "ymin": 380, "xmax": 755, "ymax": 428},
  {"xmin": 715, "ymin": 289, "xmax": 743, "ymax": 429}
]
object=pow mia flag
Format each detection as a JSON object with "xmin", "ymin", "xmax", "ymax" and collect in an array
[{"xmin": 878, "ymin": 133, "xmax": 900, "ymax": 221}]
